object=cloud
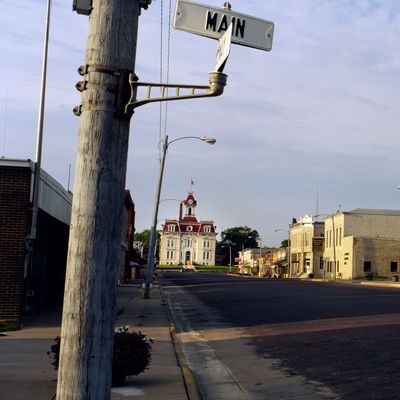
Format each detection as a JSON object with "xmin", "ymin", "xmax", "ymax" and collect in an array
[{"xmin": 1, "ymin": 0, "xmax": 399, "ymax": 245}]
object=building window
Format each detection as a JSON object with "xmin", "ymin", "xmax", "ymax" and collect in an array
[
  {"xmin": 168, "ymin": 225, "xmax": 175, "ymax": 232},
  {"xmin": 204, "ymin": 226, "xmax": 211, "ymax": 233},
  {"xmin": 326, "ymin": 261, "xmax": 331, "ymax": 272},
  {"xmin": 319, "ymin": 257, "xmax": 324, "ymax": 269},
  {"xmin": 364, "ymin": 261, "xmax": 372, "ymax": 272},
  {"xmin": 204, "ymin": 240, "xmax": 210, "ymax": 248},
  {"xmin": 304, "ymin": 232, "xmax": 310, "ymax": 247},
  {"xmin": 391, "ymin": 262, "xmax": 398, "ymax": 273}
]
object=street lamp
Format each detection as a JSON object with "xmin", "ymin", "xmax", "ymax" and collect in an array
[
  {"xmin": 221, "ymin": 240, "xmax": 233, "ymax": 271},
  {"xmin": 274, "ymin": 228, "xmax": 291, "ymax": 278},
  {"xmin": 143, "ymin": 135, "xmax": 216, "ymax": 298}
]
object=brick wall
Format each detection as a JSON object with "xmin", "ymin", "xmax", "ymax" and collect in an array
[{"xmin": 0, "ymin": 166, "xmax": 31, "ymax": 321}]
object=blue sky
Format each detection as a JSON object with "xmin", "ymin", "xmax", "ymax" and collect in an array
[{"xmin": 1, "ymin": 0, "xmax": 400, "ymax": 246}]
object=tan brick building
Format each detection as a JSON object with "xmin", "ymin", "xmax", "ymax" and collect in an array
[
  {"xmin": 289, "ymin": 215, "xmax": 325, "ymax": 278},
  {"xmin": 323, "ymin": 209, "xmax": 400, "ymax": 279}
]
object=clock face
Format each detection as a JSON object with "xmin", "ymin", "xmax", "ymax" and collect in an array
[{"xmin": 188, "ymin": 199, "xmax": 193, "ymax": 205}]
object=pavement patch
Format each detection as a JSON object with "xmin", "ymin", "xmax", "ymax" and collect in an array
[{"xmin": 111, "ymin": 386, "xmax": 145, "ymax": 396}]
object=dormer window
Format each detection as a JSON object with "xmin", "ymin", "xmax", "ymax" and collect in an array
[
  {"xmin": 187, "ymin": 226, "xmax": 193, "ymax": 232},
  {"xmin": 204, "ymin": 226, "xmax": 211, "ymax": 233},
  {"xmin": 168, "ymin": 225, "xmax": 175, "ymax": 232}
]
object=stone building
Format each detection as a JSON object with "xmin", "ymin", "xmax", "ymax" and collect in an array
[
  {"xmin": 323, "ymin": 209, "xmax": 400, "ymax": 279},
  {"xmin": 159, "ymin": 193, "xmax": 216, "ymax": 266},
  {"xmin": 290, "ymin": 215, "xmax": 325, "ymax": 278}
]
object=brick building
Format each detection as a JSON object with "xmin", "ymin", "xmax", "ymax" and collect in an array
[
  {"xmin": 0, "ymin": 159, "xmax": 72, "ymax": 321},
  {"xmin": 0, "ymin": 158, "xmax": 136, "ymax": 321}
]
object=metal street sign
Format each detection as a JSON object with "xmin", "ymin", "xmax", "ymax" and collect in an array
[
  {"xmin": 173, "ymin": 0, "xmax": 274, "ymax": 52},
  {"xmin": 215, "ymin": 23, "xmax": 232, "ymax": 72}
]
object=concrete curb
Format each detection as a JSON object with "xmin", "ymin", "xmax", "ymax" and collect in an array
[
  {"xmin": 159, "ymin": 286, "xmax": 202, "ymax": 400},
  {"xmin": 308, "ymin": 278, "xmax": 400, "ymax": 288},
  {"xmin": 359, "ymin": 281, "xmax": 400, "ymax": 288}
]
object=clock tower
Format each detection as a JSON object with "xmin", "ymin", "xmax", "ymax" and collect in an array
[{"xmin": 180, "ymin": 193, "xmax": 197, "ymax": 220}]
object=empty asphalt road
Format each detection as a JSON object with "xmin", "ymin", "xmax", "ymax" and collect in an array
[{"xmin": 161, "ymin": 272, "xmax": 400, "ymax": 400}]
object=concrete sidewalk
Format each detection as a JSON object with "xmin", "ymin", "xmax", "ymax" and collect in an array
[{"xmin": 0, "ymin": 285, "xmax": 189, "ymax": 400}]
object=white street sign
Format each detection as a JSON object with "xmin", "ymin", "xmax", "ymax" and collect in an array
[
  {"xmin": 173, "ymin": 0, "xmax": 274, "ymax": 52},
  {"xmin": 215, "ymin": 23, "xmax": 232, "ymax": 72}
]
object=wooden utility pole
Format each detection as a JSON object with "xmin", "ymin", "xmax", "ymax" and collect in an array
[{"xmin": 56, "ymin": 1, "xmax": 150, "ymax": 398}]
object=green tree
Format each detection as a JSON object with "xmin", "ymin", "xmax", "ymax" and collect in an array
[
  {"xmin": 280, "ymin": 239, "xmax": 288, "ymax": 248},
  {"xmin": 218, "ymin": 226, "xmax": 260, "ymax": 264},
  {"xmin": 133, "ymin": 229, "xmax": 161, "ymax": 263}
]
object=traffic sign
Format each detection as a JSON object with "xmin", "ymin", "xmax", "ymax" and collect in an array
[
  {"xmin": 173, "ymin": 0, "xmax": 274, "ymax": 52},
  {"xmin": 215, "ymin": 23, "xmax": 232, "ymax": 72}
]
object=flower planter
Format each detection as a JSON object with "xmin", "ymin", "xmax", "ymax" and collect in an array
[{"xmin": 48, "ymin": 326, "xmax": 152, "ymax": 385}]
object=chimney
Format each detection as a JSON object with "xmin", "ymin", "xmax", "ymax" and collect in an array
[{"xmin": 179, "ymin": 202, "xmax": 183, "ymax": 221}]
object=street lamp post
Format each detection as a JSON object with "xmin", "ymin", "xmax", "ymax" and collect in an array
[
  {"xmin": 221, "ymin": 241, "xmax": 232, "ymax": 271},
  {"xmin": 143, "ymin": 135, "xmax": 216, "ymax": 298}
]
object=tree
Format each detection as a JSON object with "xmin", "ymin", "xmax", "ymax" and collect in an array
[
  {"xmin": 218, "ymin": 226, "xmax": 260, "ymax": 264},
  {"xmin": 134, "ymin": 229, "xmax": 160, "ymax": 263},
  {"xmin": 134, "ymin": 229, "xmax": 151, "ymax": 257},
  {"xmin": 280, "ymin": 239, "xmax": 288, "ymax": 248}
]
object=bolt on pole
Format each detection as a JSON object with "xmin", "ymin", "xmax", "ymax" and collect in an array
[{"xmin": 56, "ymin": 1, "xmax": 150, "ymax": 398}]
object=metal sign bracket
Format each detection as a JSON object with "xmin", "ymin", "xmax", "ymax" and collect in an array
[{"xmin": 125, "ymin": 71, "xmax": 227, "ymax": 112}]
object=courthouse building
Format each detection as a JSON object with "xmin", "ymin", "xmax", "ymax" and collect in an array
[{"xmin": 159, "ymin": 193, "xmax": 216, "ymax": 266}]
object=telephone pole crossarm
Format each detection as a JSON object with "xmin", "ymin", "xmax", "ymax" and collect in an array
[{"xmin": 125, "ymin": 71, "xmax": 227, "ymax": 111}]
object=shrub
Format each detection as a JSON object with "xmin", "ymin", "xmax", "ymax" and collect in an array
[
  {"xmin": 47, "ymin": 326, "xmax": 152, "ymax": 385},
  {"xmin": 0, "ymin": 321, "xmax": 20, "ymax": 333},
  {"xmin": 365, "ymin": 272, "xmax": 374, "ymax": 280},
  {"xmin": 112, "ymin": 326, "xmax": 152, "ymax": 379}
]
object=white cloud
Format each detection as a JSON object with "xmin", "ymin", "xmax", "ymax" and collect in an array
[{"xmin": 1, "ymin": 0, "xmax": 399, "ymax": 245}]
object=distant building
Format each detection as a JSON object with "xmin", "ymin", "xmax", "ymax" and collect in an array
[
  {"xmin": 159, "ymin": 193, "xmax": 217, "ymax": 266},
  {"xmin": 290, "ymin": 215, "xmax": 325, "ymax": 278},
  {"xmin": 238, "ymin": 248, "xmax": 263, "ymax": 275},
  {"xmin": 323, "ymin": 209, "xmax": 400, "ymax": 279},
  {"xmin": 119, "ymin": 190, "xmax": 135, "ymax": 282}
]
